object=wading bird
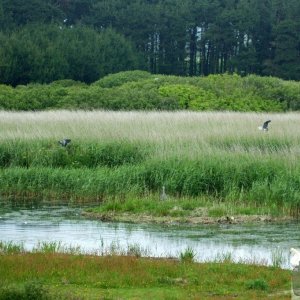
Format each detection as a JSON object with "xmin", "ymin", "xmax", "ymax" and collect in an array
[
  {"xmin": 160, "ymin": 186, "xmax": 168, "ymax": 201},
  {"xmin": 258, "ymin": 120, "xmax": 271, "ymax": 131},
  {"xmin": 290, "ymin": 248, "xmax": 300, "ymax": 270},
  {"xmin": 58, "ymin": 138, "xmax": 71, "ymax": 147}
]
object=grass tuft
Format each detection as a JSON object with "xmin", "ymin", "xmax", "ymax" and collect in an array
[{"xmin": 179, "ymin": 247, "xmax": 196, "ymax": 263}]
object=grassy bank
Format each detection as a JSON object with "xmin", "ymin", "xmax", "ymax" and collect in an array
[
  {"xmin": 83, "ymin": 196, "xmax": 294, "ymax": 225},
  {"xmin": 0, "ymin": 111, "xmax": 299, "ymax": 217},
  {"xmin": 0, "ymin": 250, "xmax": 292, "ymax": 299}
]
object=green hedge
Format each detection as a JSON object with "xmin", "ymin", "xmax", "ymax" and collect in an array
[{"xmin": 0, "ymin": 71, "xmax": 299, "ymax": 111}]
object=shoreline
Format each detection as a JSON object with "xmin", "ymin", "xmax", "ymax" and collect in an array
[{"xmin": 82, "ymin": 211, "xmax": 296, "ymax": 225}]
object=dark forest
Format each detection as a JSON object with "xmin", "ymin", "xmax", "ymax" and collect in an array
[{"xmin": 0, "ymin": 0, "xmax": 299, "ymax": 85}]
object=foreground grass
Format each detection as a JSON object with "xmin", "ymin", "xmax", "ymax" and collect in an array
[{"xmin": 0, "ymin": 252, "xmax": 292, "ymax": 299}]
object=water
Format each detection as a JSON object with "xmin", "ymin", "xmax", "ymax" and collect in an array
[{"xmin": 0, "ymin": 206, "xmax": 299, "ymax": 269}]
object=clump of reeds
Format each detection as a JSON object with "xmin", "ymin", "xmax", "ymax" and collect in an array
[
  {"xmin": 0, "ymin": 241, "xmax": 25, "ymax": 254},
  {"xmin": 179, "ymin": 247, "xmax": 196, "ymax": 263},
  {"xmin": 0, "ymin": 140, "xmax": 148, "ymax": 168}
]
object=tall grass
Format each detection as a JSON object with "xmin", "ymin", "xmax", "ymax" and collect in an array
[
  {"xmin": 0, "ymin": 110, "xmax": 299, "ymax": 143},
  {"xmin": 0, "ymin": 111, "xmax": 299, "ymax": 213}
]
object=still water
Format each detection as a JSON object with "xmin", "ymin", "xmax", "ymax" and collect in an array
[{"xmin": 0, "ymin": 206, "xmax": 299, "ymax": 269}]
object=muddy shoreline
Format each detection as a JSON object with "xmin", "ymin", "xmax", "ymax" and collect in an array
[{"xmin": 82, "ymin": 211, "xmax": 296, "ymax": 225}]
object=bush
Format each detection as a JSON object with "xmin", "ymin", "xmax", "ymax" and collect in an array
[
  {"xmin": 93, "ymin": 70, "xmax": 152, "ymax": 88},
  {"xmin": 0, "ymin": 71, "xmax": 298, "ymax": 111},
  {"xmin": 159, "ymin": 84, "xmax": 216, "ymax": 109},
  {"xmin": 0, "ymin": 282, "xmax": 50, "ymax": 300},
  {"xmin": 245, "ymin": 278, "xmax": 269, "ymax": 291}
]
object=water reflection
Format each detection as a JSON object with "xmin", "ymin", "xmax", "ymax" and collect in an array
[{"xmin": 0, "ymin": 206, "xmax": 299, "ymax": 269}]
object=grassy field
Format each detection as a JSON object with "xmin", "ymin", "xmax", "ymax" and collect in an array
[
  {"xmin": 0, "ymin": 250, "xmax": 292, "ymax": 300},
  {"xmin": 0, "ymin": 110, "xmax": 299, "ymax": 217}
]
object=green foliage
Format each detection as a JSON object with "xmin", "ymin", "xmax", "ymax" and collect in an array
[
  {"xmin": 194, "ymin": 74, "xmax": 287, "ymax": 111},
  {"xmin": 1, "ymin": 0, "xmax": 300, "ymax": 81},
  {"xmin": 0, "ymin": 25, "xmax": 140, "ymax": 85},
  {"xmin": 0, "ymin": 282, "xmax": 50, "ymax": 300},
  {"xmin": 245, "ymin": 278, "xmax": 269, "ymax": 291},
  {"xmin": 159, "ymin": 84, "xmax": 216, "ymax": 110},
  {"xmin": 0, "ymin": 71, "xmax": 298, "ymax": 111},
  {"xmin": 93, "ymin": 70, "xmax": 152, "ymax": 88}
]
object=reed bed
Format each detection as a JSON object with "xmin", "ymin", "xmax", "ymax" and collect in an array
[
  {"xmin": 0, "ymin": 110, "xmax": 299, "ymax": 213},
  {"xmin": 0, "ymin": 110, "xmax": 299, "ymax": 142}
]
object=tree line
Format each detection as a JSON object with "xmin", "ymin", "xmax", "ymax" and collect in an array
[{"xmin": 0, "ymin": 0, "xmax": 299, "ymax": 86}]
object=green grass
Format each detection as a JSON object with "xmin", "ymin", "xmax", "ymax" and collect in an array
[
  {"xmin": 0, "ymin": 111, "xmax": 299, "ymax": 216},
  {"xmin": 0, "ymin": 252, "xmax": 292, "ymax": 299},
  {"xmin": 86, "ymin": 196, "xmax": 290, "ymax": 222},
  {"xmin": 0, "ymin": 241, "xmax": 25, "ymax": 254}
]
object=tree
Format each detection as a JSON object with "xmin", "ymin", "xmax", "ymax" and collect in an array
[
  {"xmin": 1, "ymin": 0, "xmax": 63, "ymax": 27},
  {"xmin": 0, "ymin": 25, "xmax": 141, "ymax": 85},
  {"xmin": 271, "ymin": 20, "xmax": 300, "ymax": 80}
]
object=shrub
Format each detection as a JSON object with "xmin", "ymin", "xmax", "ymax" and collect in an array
[
  {"xmin": 159, "ymin": 84, "xmax": 216, "ymax": 109},
  {"xmin": 0, "ymin": 282, "xmax": 50, "ymax": 300},
  {"xmin": 0, "ymin": 71, "xmax": 298, "ymax": 111},
  {"xmin": 245, "ymin": 278, "xmax": 269, "ymax": 291},
  {"xmin": 93, "ymin": 70, "xmax": 152, "ymax": 88}
]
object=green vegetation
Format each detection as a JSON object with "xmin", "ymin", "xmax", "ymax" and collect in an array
[
  {"xmin": 0, "ymin": 26, "xmax": 140, "ymax": 86},
  {"xmin": 1, "ymin": 1, "xmax": 300, "ymax": 83},
  {"xmin": 0, "ymin": 110, "xmax": 299, "ymax": 218},
  {"xmin": 85, "ymin": 196, "xmax": 291, "ymax": 224},
  {"xmin": 1, "ymin": 71, "xmax": 300, "ymax": 111},
  {"xmin": 0, "ymin": 140, "xmax": 148, "ymax": 168},
  {"xmin": 179, "ymin": 247, "xmax": 197, "ymax": 263},
  {"xmin": 245, "ymin": 279, "xmax": 269, "ymax": 291},
  {"xmin": 0, "ymin": 281, "xmax": 50, "ymax": 300},
  {"xmin": 0, "ymin": 250, "xmax": 291, "ymax": 299}
]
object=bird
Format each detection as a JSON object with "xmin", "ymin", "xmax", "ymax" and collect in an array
[
  {"xmin": 58, "ymin": 138, "xmax": 71, "ymax": 147},
  {"xmin": 160, "ymin": 185, "xmax": 168, "ymax": 201},
  {"xmin": 258, "ymin": 120, "xmax": 271, "ymax": 131},
  {"xmin": 226, "ymin": 216, "xmax": 235, "ymax": 223},
  {"xmin": 290, "ymin": 248, "xmax": 300, "ymax": 269}
]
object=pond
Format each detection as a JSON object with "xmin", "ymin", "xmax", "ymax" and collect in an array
[{"xmin": 0, "ymin": 205, "xmax": 299, "ymax": 269}]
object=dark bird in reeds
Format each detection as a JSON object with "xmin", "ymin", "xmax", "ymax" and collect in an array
[
  {"xmin": 58, "ymin": 138, "xmax": 71, "ymax": 147},
  {"xmin": 258, "ymin": 120, "xmax": 271, "ymax": 131}
]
